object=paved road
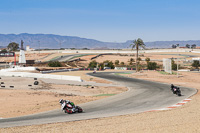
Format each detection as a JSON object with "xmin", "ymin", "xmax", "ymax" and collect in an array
[
  {"xmin": 0, "ymin": 72, "xmax": 197, "ymax": 128},
  {"xmin": 49, "ymin": 54, "xmax": 90, "ymax": 62}
]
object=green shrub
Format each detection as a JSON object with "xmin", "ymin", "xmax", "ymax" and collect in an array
[
  {"xmin": 171, "ymin": 59, "xmax": 180, "ymax": 70},
  {"xmin": 48, "ymin": 61, "xmax": 62, "ymax": 67},
  {"xmin": 137, "ymin": 57, "xmax": 142, "ymax": 62},
  {"xmin": 103, "ymin": 60, "xmax": 115, "ymax": 69},
  {"xmin": 99, "ymin": 63, "xmax": 104, "ymax": 69},
  {"xmin": 120, "ymin": 62, "xmax": 125, "ymax": 66},
  {"xmin": 129, "ymin": 61, "xmax": 133, "ymax": 65},
  {"xmin": 115, "ymin": 60, "xmax": 119, "ymax": 65},
  {"xmin": 145, "ymin": 57, "xmax": 150, "ymax": 64},
  {"xmin": 147, "ymin": 62, "xmax": 157, "ymax": 70},
  {"xmin": 88, "ymin": 60, "xmax": 98, "ymax": 68},
  {"xmin": 192, "ymin": 60, "xmax": 200, "ymax": 69},
  {"xmin": 130, "ymin": 58, "xmax": 135, "ymax": 62}
]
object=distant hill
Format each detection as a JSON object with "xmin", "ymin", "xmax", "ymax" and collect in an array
[
  {"xmin": 0, "ymin": 33, "xmax": 126, "ymax": 49},
  {"xmin": 0, "ymin": 33, "xmax": 199, "ymax": 49},
  {"xmin": 125, "ymin": 40, "xmax": 200, "ymax": 49}
]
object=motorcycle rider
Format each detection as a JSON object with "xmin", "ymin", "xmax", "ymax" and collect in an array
[
  {"xmin": 171, "ymin": 84, "xmax": 181, "ymax": 94},
  {"xmin": 171, "ymin": 84, "xmax": 175, "ymax": 94},
  {"xmin": 59, "ymin": 99, "xmax": 76, "ymax": 112}
]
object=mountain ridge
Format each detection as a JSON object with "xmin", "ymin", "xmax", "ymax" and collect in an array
[{"xmin": 0, "ymin": 33, "xmax": 199, "ymax": 49}]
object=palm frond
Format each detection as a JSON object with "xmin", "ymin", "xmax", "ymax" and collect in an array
[{"xmin": 130, "ymin": 44, "xmax": 136, "ymax": 49}]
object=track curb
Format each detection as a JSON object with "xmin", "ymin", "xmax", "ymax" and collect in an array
[{"xmin": 146, "ymin": 99, "xmax": 192, "ymax": 112}]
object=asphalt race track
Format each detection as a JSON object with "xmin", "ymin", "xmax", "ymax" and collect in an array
[{"xmin": 0, "ymin": 72, "xmax": 197, "ymax": 128}]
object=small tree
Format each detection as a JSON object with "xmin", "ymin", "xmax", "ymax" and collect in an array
[
  {"xmin": 130, "ymin": 58, "xmax": 135, "ymax": 62},
  {"xmin": 192, "ymin": 60, "xmax": 200, "ymax": 69},
  {"xmin": 191, "ymin": 44, "xmax": 196, "ymax": 49},
  {"xmin": 115, "ymin": 60, "xmax": 120, "ymax": 66},
  {"xmin": 145, "ymin": 57, "xmax": 150, "ymax": 64},
  {"xmin": 129, "ymin": 61, "xmax": 133, "ymax": 65},
  {"xmin": 128, "ymin": 58, "xmax": 135, "ymax": 65},
  {"xmin": 88, "ymin": 60, "xmax": 98, "ymax": 68},
  {"xmin": 172, "ymin": 44, "xmax": 177, "ymax": 48},
  {"xmin": 7, "ymin": 42, "xmax": 19, "ymax": 51},
  {"xmin": 103, "ymin": 60, "xmax": 115, "ymax": 69},
  {"xmin": 186, "ymin": 44, "xmax": 190, "ymax": 48},
  {"xmin": 171, "ymin": 59, "xmax": 180, "ymax": 70},
  {"xmin": 99, "ymin": 63, "xmax": 104, "ymax": 69},
  {"xmin": 120, "ymin": 62, "xmax": 125, "ymax": 66},
  {"xmin": 147, "ymin": 62, "xmax": 157, "ymax": 70},
  {"xmin": 137, "ymin": 57, "xmax": 142, "ymax": 62}
]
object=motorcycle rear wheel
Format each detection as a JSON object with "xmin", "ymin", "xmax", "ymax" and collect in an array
[{"xmin": 76, "ymin": 106, "xmax": 83, "ymax": 113}]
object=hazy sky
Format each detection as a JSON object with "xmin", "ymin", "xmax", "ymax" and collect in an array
[{"xmin": 1, "ymin": 0, "xmax": 200, "ymax": 42}]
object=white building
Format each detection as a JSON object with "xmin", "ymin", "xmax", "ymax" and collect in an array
[
  {"xmin": 26, "ymin": 45, "xmax": 35, "ymax": 51},
  {"xmin": 19, "ymin": 50, "xmax": 26, "ymax": 64}
]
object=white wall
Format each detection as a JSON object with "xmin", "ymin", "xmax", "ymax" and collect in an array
[
  {"xmin": 0, "ymin": 72, "xmax": 82, "ymax": 82},
  {"xmin": 0, "ymin": 66, "xmax": 36, "ymax": 72},
  {"xmin": 0, "ymin": 67, "xmax": 82, "ymax": 82},
  {"xmin": 14, "ymin": 48, "xmax": 196, "ymax": 54}
]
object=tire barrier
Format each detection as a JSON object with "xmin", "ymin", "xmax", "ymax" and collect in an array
[
  {"xmin": 1, "ymin": 82, "xmax": 4, "ymax": 84},
  {"xmin": 34, "ymin": 81, "xmax": 39, "ymax": 85},
  {"xmin": 34, "ymin": 78, "xmax": 37, "ymax": 80},
  {"xmin": 28, "ymin": 85, "xmax": 32, "ymax": 87},
  {"xmin": 10, "ymin": 86, "xmax": 14, "ymax": 88},
  {"xmin": 1, "ymin": 86, "xmax": 5, "ymax": 88}
]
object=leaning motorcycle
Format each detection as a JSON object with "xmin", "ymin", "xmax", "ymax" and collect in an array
[
  {"xmin": 173, "ymin": 87, "xmax": 181, "ymax": 96},
  {"xmin": 64, "ymin": 103, "xmax": 83, "ymax": 114}
]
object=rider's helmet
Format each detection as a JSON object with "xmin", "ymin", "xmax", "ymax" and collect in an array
[
  {"xmin": 66, "ymin": 100, "xmax": 70, "ymax": 103},
  {"xmin": 171, "ymin": 84, "xmax": 174, "ymax": 88},
  {"xmin": 59, "ymin": 99, "xmax": 64, "ymax": 104}
]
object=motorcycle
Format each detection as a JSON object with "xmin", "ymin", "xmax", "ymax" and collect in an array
[
  {"xmin": 64, "ymin": 103, "xmax": 83, "ymax": 114},
  {"xmin": 171, "ymin": 87, "xmax": 181, "ymax": 96}
]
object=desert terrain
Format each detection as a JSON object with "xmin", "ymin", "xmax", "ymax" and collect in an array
[{"xmin": 1, "ymin": 51, "xmax": 200, "ymax": 132}]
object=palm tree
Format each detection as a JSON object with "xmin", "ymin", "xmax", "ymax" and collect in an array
[{"xmin": 130, "ymin": 38, "xmax": 145, "ymax": 72}]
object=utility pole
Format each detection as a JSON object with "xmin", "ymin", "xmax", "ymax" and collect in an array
[
  {"xmin": 177, "ymin": 57, "xmax": 179, "ymax": 78},
  {"xmin": 176, "ymin": 48, "xmax": 180, "ymax": 78},
  {"xmin": 38, "ymin": 41, "xmax": 40, "ymax": 55}
]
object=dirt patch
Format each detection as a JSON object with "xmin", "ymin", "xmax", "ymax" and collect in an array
[
  {"xmin": 75, "ymin": 52, "xmax": 198, "ymax": 67},
  {"xmin": 125, "ymin": 71, "xmax": 200, "ymax": 89}
]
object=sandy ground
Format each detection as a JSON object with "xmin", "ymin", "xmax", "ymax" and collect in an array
[
  {"xmin": 1, "ymin": 51, "xmax": 200, "ymax": 64},
  {"xmin": 1, "ymin": 70, "xmax": 200, "ymax": 133},
  {"xmin": 76, "ymin": 52, "xmax": 200, "ymax": 67},
  {"xmin": 0, "ymin": 53, "xmax": 77, "ymax": 62},
  {"xmin": 0, "ymin": 53, "xmax": 50, "ymax": 62},
  {"xmin": 0, "ymin": 76, "xmax": 127, "ymax": 118},
  {"xmin": 1, "ymin": 51, "xmax": 199, "ymax": 69}
]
